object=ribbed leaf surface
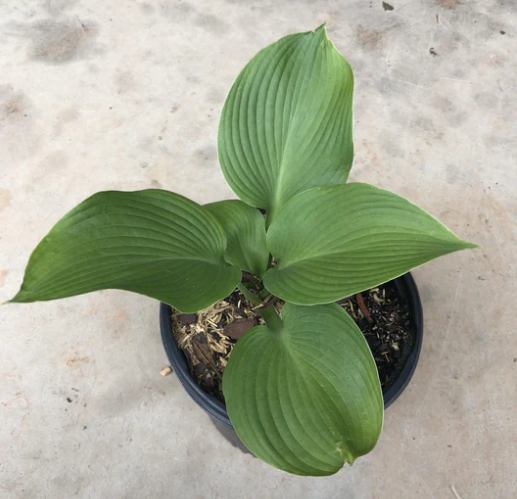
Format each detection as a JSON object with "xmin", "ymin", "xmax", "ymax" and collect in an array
[
  {"xmin": 223, "ymin": 302, "xmax": 383, "ymax": 476},
  {"xmin": 218, "ymin": 24, "xmax": 354, "ymax": 224},
  {"xmin": 264, "ymin": 183, "xmax": 476, "ymax": 305},
  {"xmin": 205, "ymin": 200, "xmax": 269, "ymax": 277},
  {"xmin": 11, "ymin": 190, "xmax": 241, "ymax": 312}
]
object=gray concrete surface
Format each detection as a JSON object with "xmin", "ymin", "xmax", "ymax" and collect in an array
[{"xmin": 1, "ymin": 0, "xmax": 516, "ymax": 497}]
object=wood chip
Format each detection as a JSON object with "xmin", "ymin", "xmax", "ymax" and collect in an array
[
  {"xmin": 191, "ymin": 341, "xmax": 218, "ymax": 372},
  {"xmin": 171, "ymin": 289, "xmax": 263, "ymax": 402},
  {"xmin": 179, "ymin": 313, "xmax": 197, "ymax": 324},
  {"xmin": 224, "ymin": 318, "xmax": 257, "ymax": 340}
]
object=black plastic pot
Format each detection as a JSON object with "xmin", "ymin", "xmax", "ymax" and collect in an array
[{"xmin": 160, "ymin": 272, "xmax": 423, "ymax": 428}]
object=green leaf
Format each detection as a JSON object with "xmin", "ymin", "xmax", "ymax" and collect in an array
[
  {"xmin": 205, "ymin": 200, "xmax": 269, "ymax": 277},
  {"xmin": 223, "ymin": 302, "xmax": 383, "ymax": 476},
  {"xmin": 264, "ymin": 183, "xmax": 477, "ymax": 305},
  {"xmin": 10, "ymin": 190, "xmax": 241, "ymax": 312},
  {"xmin": 218, "ymin": 24, "xmax": 354, "ymax": 225}
]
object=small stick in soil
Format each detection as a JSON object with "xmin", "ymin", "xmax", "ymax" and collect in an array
[
  {"xmin": 355, "ymin": 292, "xmax": 373, "ymax": 324},
  {"xmin": 252, "ymin": 293, "xmax": 275, "ymax": 311}
]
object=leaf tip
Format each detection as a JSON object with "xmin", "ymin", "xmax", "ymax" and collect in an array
[
  {"xmin": 3, "ymin": 294, "xmax": 22, "ymax": 305},
  {"xmin": 337, "ymin": 445, "xmax": 357, "ymax": 466},
  {"xmin": 313, "ymin": 22, "xmax": 328, "ymax": 38},
  {"xmin": 6, "ymin": 291, "xmax": 24, "ymax": 304},
  {"xmin": 457, "ymin": 239, "xmax": 480, "ymax": 251},
  {"xmin": 5, "ymin": 286, "xmax": 37, "ymax": 304}
]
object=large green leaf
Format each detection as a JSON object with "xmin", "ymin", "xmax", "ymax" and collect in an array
[
  {"xmin": 218, "ymin": 24, "xmax": 354, "ymax": 225},
  {"xmin": 223, "ymin": 302, "xmax": 383, "ymax": 476},
  {"xmin": 205, "ymin": 200, "xmax": 268, "ymax": 277},
  {"xmin": 10, "ymin": 190, "xmax": 241, "ymax": 312},
  {"xmin": 264, "ymin": 183, "xmax": 476, "ymax": 305}
]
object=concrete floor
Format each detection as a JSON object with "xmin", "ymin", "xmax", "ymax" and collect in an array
[{"xmin": 1, "ymin": 0, "xmax": 516, "ymax": 497}]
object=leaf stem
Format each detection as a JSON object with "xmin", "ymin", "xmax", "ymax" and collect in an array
[
  {"xmin": 238, "ymin": 283, "xmax": 282, "ymax": 332},
  {"xmin": 257, "ymin": 304, "xmax": 283, "ymax": 333},
  {"xmin": 237, "ymin": 282, "xmax": 261, "ymax": 306}
]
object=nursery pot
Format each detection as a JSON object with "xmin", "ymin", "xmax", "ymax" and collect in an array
[{"xmin": 160, "ymin": 272, "xmax": 424, "ymax": 429}]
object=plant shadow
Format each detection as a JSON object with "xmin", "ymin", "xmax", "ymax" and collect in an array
[{"xmin": 209, "ymin": 418, "xmax": 254, "ymax": 457}]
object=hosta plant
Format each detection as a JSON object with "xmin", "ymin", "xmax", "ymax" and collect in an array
[{"xmin": 9, "ymin": 25, "xmax": 475, "ymax": 476}]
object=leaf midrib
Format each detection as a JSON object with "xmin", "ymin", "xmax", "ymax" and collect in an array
[{"xmin": 272, "ymin": 232, "xmax": 461, "ymax": 272}]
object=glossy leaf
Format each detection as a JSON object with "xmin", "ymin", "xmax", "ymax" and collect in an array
[
  {"xmin": 223, "ymin": 302, "xmax": 383, "ymax": 476},
  {"xmin": 218, "ymin": 24, "xmax": 354, "ymax": 225},
  {"xmin": 205, "ymin": 200, "xmax": 268, "ymax": 277},
  {"xmin": 10, "ymin": 190, "xmax": 241, "ymax": 312},
  {"xmin": 264, "ymin": 183, "xmax": 476, "ymax": 305}
]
